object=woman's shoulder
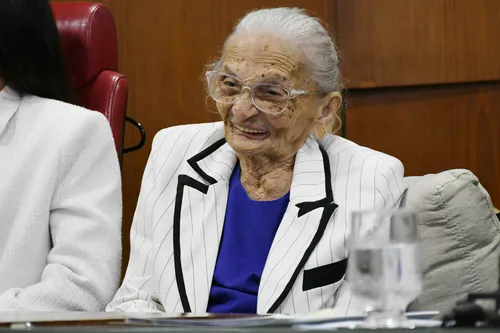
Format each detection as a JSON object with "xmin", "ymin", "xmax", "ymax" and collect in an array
[
  {"xmin": 153, "ymin": 121, "xmax": 223, "ymax": 142},
  {"xmin": 17, "ymin": 96, "xmax": 114, "ymax": 154},
  {"xmin": 150, "ymin": 121, "xmax": 224, "ymax": 159},
  {"xmin": 319, "ymin": 134, "xmax": 404, "ymax": 177},
  {"xmin": 21, "ymin": 95, "xmax": 107, "ymax": 128}
]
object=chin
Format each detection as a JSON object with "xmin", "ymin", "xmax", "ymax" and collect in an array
[{"xmin": 225, "ymin": 134, "xmax": 265, "ymax": 156}]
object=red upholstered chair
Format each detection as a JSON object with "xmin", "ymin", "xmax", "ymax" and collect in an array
[{"xmin": 51, "ymin": 2, "xmax": 130, "ymax": 161}]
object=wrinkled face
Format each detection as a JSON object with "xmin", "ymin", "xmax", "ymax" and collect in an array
[{"xmin": 215, "ymin": 33, "xmax": 336, "ymax": 160}]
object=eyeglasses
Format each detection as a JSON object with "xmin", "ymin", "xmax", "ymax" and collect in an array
[{"xmin": 205, "ymin": 70, "xmax": 312, "ymax": 115}]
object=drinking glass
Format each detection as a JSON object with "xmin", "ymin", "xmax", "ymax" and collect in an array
[{"xmin": 347, "ymin": 209, "xmax": 422, "ymax": 328}]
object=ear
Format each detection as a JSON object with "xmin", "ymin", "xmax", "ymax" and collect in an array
[{"xmin": 313, "ymin": 92, "xmax": 342, "ymax": 138}]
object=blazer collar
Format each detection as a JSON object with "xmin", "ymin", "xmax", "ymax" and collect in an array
[
  {"xmin": 290, "ymin": 135, "xmax": 333, "ymax": 216},
  {"xmin": 0, "ymin": 86, "xmax": 21, "ymax": 136},
  {"xmin": 187, "ymin": 132, "xmax": 333, "ymax": 212},
  {"xmin": 187, "ymin": 135, "xmax": 237, "ymax": 185}
]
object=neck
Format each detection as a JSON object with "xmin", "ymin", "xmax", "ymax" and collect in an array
[{"xmin": 239, "ymin": 154, "xmax": 295, "ymax": 201}]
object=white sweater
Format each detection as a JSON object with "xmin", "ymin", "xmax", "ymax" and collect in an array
[{"xmin": 0, "ymin": 86, "xmax": 122, "ymax": 311}]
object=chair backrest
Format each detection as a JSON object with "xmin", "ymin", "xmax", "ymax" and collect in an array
[
  {"xmin": 51, "ymin": 2, "xmax": 127, "ymax": 160},
  {"xmin": 401, "ymin": 170, "xmax": 500, "ymax": 314}
]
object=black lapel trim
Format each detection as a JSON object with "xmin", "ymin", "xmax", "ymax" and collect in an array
[
  {"xmin": 173, "ymin": 174, "xmax": 209, "ymax": 313},
  {"xmin": 174, "ymin": 137, "xmax": 228, "ymax": 312},
  {"xmin": 295, "ymin": 146, "xmax": 333, "ymax": 217},
  {"xmin": 267, "ymin": 202, "xmax": 338, "ymax": 313},
  {"xmin": 267, "ymin": 145, "xmax": 339, "ymax": 313},
  {"xmin": 187, "ymin": 138, "xmax": 227, "ymax": 185}
]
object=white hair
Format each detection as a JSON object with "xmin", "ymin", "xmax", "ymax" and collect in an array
[{"xmin": 223, "ymin": 7, "xmax": 341, "ymax": 92}]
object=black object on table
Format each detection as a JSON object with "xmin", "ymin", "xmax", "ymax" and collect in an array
[{"xmin": 442, "ymin": 290, "xmax": 500, "ymax": 328}]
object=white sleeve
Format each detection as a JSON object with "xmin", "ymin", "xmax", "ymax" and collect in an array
[
  {"xmin": 106, "ymin": 131, "xmax": 168, "ymax": 313},
  {"xmin": 0, "ymin": 111, "xmax": 122, "ymax": 311},
  {"xmin": 375, "ymin": 157, "xmax": 406, "ymax": 208}
]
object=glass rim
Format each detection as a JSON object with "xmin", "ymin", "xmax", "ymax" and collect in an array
[
  {"xmin": 205, "ymin": 70, "xmax": 311, "ymax": 96},
  {"xmin": 207, "ymin": 91, "xmax": 286, "ymax": 115},
  {"xmin": 206, "ymin": 71, "xmax": 297, "ymax": 115}
]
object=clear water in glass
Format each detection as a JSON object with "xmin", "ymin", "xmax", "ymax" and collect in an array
[{"xmin": 348, "ymin": 209, "xmax": 422, "ymax": 328}]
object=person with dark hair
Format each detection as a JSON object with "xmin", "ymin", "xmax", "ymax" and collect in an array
[{"xmin": 0, "ymin": 0, "xmax": 122, "ymax": 311}]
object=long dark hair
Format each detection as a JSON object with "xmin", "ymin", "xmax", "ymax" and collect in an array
[{"xmin": 0, "ymin": 0, "xmax": 73, "ymax": 103}]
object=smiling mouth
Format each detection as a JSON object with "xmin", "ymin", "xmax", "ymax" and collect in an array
[
  {"xmin": 233, "ymin": 124, "xmax": 268, "ymax": 134},
  {"xmin": 231, "ymin": 123, "xmax": 270, "ymax": 140}
]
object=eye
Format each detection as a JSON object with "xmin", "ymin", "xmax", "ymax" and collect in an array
[
  {"xmin": 223, "ymin": 81, "xmax": 236, "ymax": 88},
  {"xmin": 216, "ymin": 74, "xmax": 241, "ymax": 96},
  {"xmin": 254, "ymin": 84, "xmax": 287, "ymax": 101},
  {"xmin": 221, "ymin": 76, "xmax": 238, "ymax": 87},
  {"xmin": 265, "ymin": 88, "xmax": 285, "ymax": 97}
]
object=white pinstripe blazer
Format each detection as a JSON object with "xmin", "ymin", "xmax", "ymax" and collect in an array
[{"xmin": 107, "ymin": 121, "xmax": 406, "ymax": 315}]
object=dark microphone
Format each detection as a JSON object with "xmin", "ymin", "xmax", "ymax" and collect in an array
[{"xmin": 442, "ymin": 291, "xmax": 500, "ymax": 328}]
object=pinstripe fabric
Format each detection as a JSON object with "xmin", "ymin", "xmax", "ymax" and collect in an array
[{"xmin": 107, "ymin": 121, "xmax": 406, "ymax": 315}]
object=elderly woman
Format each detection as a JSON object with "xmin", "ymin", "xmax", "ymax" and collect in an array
[{"xmin": 108, "ymin": 7, "xmax": 405, "ymax": 315}]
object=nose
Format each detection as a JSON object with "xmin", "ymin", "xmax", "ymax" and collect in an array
[{"xmin": 231, "ymin": 87, "xmax": 259, "ymax": 121}]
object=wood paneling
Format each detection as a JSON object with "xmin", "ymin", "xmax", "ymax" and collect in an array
[
  {"xmin": 336, "ymin": 0, "xmax": 500, "ymax": 88},
  {"xmin": 345, "ymin": 82, "xmax": 500, "ymax": 206}
]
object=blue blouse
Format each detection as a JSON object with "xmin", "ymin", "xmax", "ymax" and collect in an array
[{"xmin": 206, "ymin": 163, "xmax": 290, "ymax": 314}]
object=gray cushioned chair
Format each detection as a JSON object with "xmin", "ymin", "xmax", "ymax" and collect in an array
[{"xmin": 403, "ymin": 169, "xmax": 500, "ymax": 314}]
